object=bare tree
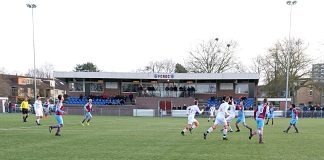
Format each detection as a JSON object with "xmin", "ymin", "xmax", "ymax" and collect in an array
[
  {"xmin": 252, "ymin": 38, "xmax": 312, "ymax": 97},
  {"xmin": 26, "ymin": 63, "xmax": 54, "ymax": 78},
  {"xmin": 185, "ymin": 38, "xmax": 238, "ymax": 73},
  {"xmin": 232, "ymin": 62, "xmax": 247, "ymax": 73},
  {"xmin": 138, "ymin": 59, "xmax": 176, "ymax": 73},
  {"xmin": 250, "ymin": 55, "xmax": 264, "ymax": 74}
]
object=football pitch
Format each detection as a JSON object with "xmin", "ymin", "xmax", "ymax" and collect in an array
[{"xmin": 0, "ymin": 114, "xmax": 323, "ymax": 160}]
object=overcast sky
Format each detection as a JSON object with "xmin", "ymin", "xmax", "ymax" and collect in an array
[{"xmin": 1, "ymin": 0, "xmax": 323, "ymax": 75}]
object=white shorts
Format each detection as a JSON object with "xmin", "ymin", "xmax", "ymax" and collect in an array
[
  {"xmin": 188, "ymin": 115, "xmax": 198, "ymax": 124},
  {"xmin": 214, "ymin": 116, "xmax": 227, "ymax": 126},
  {"xmin": 209, "ymin": 111, "xmax": 215, "ymax": 117},
  {"xmin": 226, "ymin": 115, "xmax": 235, "ymax": 122},
  {"xmin": 35, "ymin": 109, "xmax": 43, "ymax": 117}
]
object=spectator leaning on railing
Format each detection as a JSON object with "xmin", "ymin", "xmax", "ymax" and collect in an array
[{"xmin": 309, "ymin": 104, "xmax": 315, "ymax": 118}]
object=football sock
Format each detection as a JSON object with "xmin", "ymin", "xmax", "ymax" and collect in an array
[
  {"xmin": 245, "ymin": 125, "xmax": 252, "ymax": 130},
  {"xmin": 286, "ymin": 125, "xmax": 291, "ymax": 132},
  {"xmin": 293, "ymin": 125, "xmax": 299, "ymax": 133},
  {"xmin": 223, "ymin": 128, "xmax": 227, "ymax": 136},
  {"xmin": 207, "ymin": 127, "xmax": 213, "ymax": 133},
  {"xmin": 257, "ymin": 130, "xmax": 261, "ymax": 135},
  {"xmin": 56, "ymin": 127, "xmax": 61, "ymax": 134},
  {"xmin": 235, "ymin": 124, "xmax": 240, "ymax": 130}
]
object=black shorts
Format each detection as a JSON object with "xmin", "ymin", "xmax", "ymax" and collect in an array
[{"xmin": 22, "ymin": 108, "xmax": 29, "ymax": 114}]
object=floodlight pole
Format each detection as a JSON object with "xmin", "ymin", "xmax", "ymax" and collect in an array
[
  {"xmin": 285, "ymin": 1, "xmax": 297, "ymax": 114},
  {"xmin": 27, "ymin": 4, "xmax": 37, "ymax": 102}
]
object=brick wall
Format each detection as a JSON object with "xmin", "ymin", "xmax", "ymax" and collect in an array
[
  {"xmin": 296, "ymin": 86, "xmax": 320, "ymax": 105},
  {"xmin": 63, "ymin": 105, "xmax": 137, "ymax": 116}
]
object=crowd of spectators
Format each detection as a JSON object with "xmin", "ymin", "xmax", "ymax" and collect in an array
[
  {"xmin": 301, "ymin": 103, "xmax": 324, "ymax": 118},
  {"xmin": 64, "ymin": 93, "xmax": 137, "ymax": 105},
  {"xmin": 172, "ymin": 104, "xmax": 187, "ymax": 110},
  {"xmin": 78, "ymin": 93, "xmax": 135, "ymax": 105}
]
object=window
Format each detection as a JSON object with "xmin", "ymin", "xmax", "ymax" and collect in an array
[
  {"xmin": 90, "ymin": 83, "xmax": 103, "ymax": 92},
  {"xmin": 69, "ymin": 82, "xmax": 83, "ymax": 92},
  {"xmin": 27, "ymin": 79, "xmax": 33, "ymax": 84},
  {"xmin": 235, "ymin": 83, "xmax": 249, "ymax": 94},
  {"xmin": 309, "ymin": 89, "xmax": 313, "ymax": 96},
  {"xmin": 18, "ymin": 88, "xmax": 24, "ymax": 96},
  {"xmin": 105, "ymin": 82, "xmax": 118, "ymax": 89},
  {"xmin": 11, "ymin": 87, "xmax": 18, "ymax": 96},
  {"xmin": 220, "ymin": 83, "xmax": 233, "ymax": 90},
  {"xmin": 195, "ymin": 84, "xmax": 216, "ymax": 93},
  {"xmin": 121, "ymin": 82, "xmax": 140, "ymax": 92}
]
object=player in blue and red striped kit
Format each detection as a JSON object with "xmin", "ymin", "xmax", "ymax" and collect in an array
[
  {"xmin": 249, "ymin": 98, "xmax": 269, "ymax": 144},
  {"xmin": 81, "ymin": 98, "xmax": 93, "ymax": 126},
  {"xmin": 283, "ymin": 104, "xmax": 299, "ymax": 133},
  {"xmin": 49, "ymin": 95, "xmax": 66, "ymax": 136}
]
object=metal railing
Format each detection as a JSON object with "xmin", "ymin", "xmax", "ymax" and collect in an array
[{"xmin": 3, "ymin": 106, "xmax": 324, "ymax": 118}]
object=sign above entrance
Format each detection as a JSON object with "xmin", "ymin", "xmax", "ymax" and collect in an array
[{"xmin": 154, "ymin": 73, "xmax": 175, "ymax": 79}]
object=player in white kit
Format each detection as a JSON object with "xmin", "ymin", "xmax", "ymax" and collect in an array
[
  {"xmin": 181, "ymin": 100, "xmax": 204, "ymax": 136},
  {"xmin": 208, "ymin": 105, "xmax": 216, "ymax": 122},
  {"xmin": 204, "ymin": 96, "xmax": 230, "ymax": 140},
  {"xmin": 225, "ymin": 96, "xmax": 235, "ymax": 132},
  {"xmin": 34, "ymin": 96, "xmax": 43, "ymax": 125}
]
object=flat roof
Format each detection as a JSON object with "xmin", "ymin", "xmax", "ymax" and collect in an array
[{"xmin": 54, "ymin": 71, "xmax": 259, "ymax": 80}]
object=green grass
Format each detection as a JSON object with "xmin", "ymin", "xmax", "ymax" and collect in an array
[{"xmin": 0, "ymin": 114, "xmax": 324, "ymax": 160}]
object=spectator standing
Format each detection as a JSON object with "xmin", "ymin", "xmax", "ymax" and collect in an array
[
  {"xmin": 302, "ymin": 105, "xmax": 309, "ymax": 117},
  {"xmin": 129, "ymin": 93, "xmax": 134, "ymax": 103},
  {"xmin": 8, "ymin": 101, "xmax": 12, "ymax": 113},
  {"xmin": 79, "ymin": 94, "xmax": 83, "ymax": 100},
  {"xmin": 5, "ymin": 101, "xmax": 9, "ymax": 113},
  {"xmin": 182, "ymin": 104, "xmax": 187, "ymax": 110},
  {"xmin": 309, "ymin": 104, "xmax": 315, "ymax": 118},
  {"xmin": 315, "ymin": 104, "xmax": 321, "ymax": 117}
]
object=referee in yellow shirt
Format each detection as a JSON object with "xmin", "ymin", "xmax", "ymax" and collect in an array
[{"xmin": 20, "ymin": 97, "xmax": 30, "ymax": 122}]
